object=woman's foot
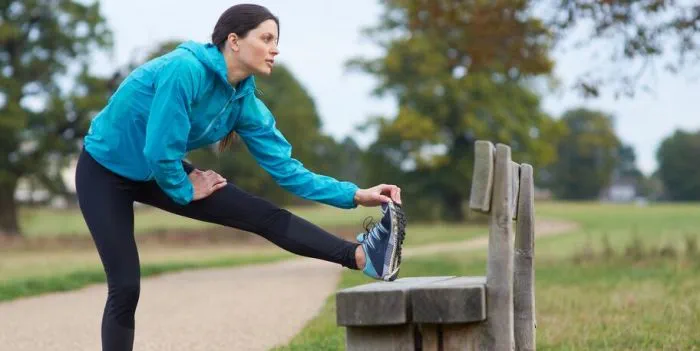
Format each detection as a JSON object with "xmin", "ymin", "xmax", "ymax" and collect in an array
[{"xmin": 356, "ymin": 201, "xmax": 407, "ymax": 281}]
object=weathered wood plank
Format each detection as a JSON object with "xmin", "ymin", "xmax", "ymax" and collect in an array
[
  {"xmin": 469, "ymin": 140, "xmax": 495, "ymax": 213},
  {"xmin": 336, "ymin": 277, "xmax": 454, "ymax": 326},
  {"xmin": 346, "ymin": 325, "xmax": 416, "ymax": 351},
  {"xmin": 511, "ymin": 161, "xmax": 521, "ymax": 220},
  {"xmin": 411, "ymin": 276, "xmax": 487, "ymax": 324},
  {"xmin": 483, "ymin": 143, "xmax": 516, "ymax": 350},
  {"xmin": 514, "ymin": 163, "xmax": 536, "ymax": 351}
]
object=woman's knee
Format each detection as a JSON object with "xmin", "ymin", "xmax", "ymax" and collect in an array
[
  {"xmin": 106, "ymin": 281, "xmax": 141, "ymax": 327},
  {"xmin": 108, "ymin": 281, "xmax": 140, "ymax": 304}
]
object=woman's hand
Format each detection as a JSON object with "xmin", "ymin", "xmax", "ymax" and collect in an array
[
  {"xmin": 353, "ymin": 184, "xmax": 402, "ymax": 207},
  {"xmin": 189, "ymin": 169, "xmax": 227, "ymax": 201}
]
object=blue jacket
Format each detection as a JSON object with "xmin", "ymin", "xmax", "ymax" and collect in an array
[{"xmin": 84, "ymin": 41, "xmax": 359, "ymax": 208}]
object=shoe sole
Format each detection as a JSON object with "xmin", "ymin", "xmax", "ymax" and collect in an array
[{"xmin": 383, "ymin": 202, "xmax": 407, "ymax": 282}]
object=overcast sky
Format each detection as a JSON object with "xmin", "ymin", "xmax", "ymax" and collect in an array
[{"xmin": 92, "ymin": 0, "xmax": 699, "ymax": 175}]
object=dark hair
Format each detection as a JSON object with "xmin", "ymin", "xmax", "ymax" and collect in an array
[
  {"xmin": 211, "ymin": 4, "xmax": 279, "ymax": 51},
  {"xmin": 213, "ymin": 4, "xmax": 279, "ymax": 152}
]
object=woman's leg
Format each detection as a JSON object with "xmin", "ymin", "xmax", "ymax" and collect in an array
[
  {"xmin": 75, "ymin": 150, "xmax": 141, "ymax": 351},
  {"xmin": 134, "ymin": 163, "xmax": 360, "ymax": 270}
]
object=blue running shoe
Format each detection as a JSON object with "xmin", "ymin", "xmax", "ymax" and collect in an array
[{"xmin": 357, "ymin": 201, "xmax": 407, "ymax": 281}]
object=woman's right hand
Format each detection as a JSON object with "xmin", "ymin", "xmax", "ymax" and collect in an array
[{"xmin": 189, "ymin": 169, "xmax": 227, "ymax": 201}]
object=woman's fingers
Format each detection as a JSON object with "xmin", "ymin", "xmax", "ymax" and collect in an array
[
  {"xmin": 379, "ymin": 184, "xmax": 401, "ymax": 204},
  {"xmin": 202, "ymin": 169, "xmax": 226, "ymax": 183},
  {"xmin": 211, "ymin": 180, "xmax": 227, "ymax": 192}
]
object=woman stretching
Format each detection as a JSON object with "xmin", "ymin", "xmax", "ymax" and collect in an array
[{"xmin": 75, "ymin": 4, "xmax": 407, "ymax": 351}]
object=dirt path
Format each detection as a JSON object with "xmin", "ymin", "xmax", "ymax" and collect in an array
[
  {"xmin": 0, "ymin": 259, "xmax": 342, "ymax": 351},
  {"xmin": 0, "ymin": 219, "xmax": 577, "ymax": 351}
]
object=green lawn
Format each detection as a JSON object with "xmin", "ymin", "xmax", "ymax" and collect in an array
[
  {"xmin": 536, "ymin": 202, "xmax": 700, "ymax": 258},
  {"xmin": 278, "ymin": 201, "xmax": 700, "ymax": 350}
]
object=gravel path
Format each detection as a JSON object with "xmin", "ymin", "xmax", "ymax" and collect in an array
[
  {"xmin": 0, "ymin": 258, "xmax": 342, "ymax": 351},
  {"xmin": 0, "ymin": 219, "xmax": 577, "ymax": 351}
]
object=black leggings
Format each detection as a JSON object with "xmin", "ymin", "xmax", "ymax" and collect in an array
[{"xmin": 75, "ymin": 149, "xmax": 359, "ymax": 351}]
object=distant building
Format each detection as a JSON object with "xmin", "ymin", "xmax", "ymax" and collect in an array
[{"xmin": 601, "ymin": 177, "xmax": 638, "ymax": 202}]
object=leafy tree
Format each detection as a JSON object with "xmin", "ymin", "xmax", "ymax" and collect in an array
[
  {"xmin": 543, "ymin": 0, "xmax": 700, "ymax": 97},
  {"xmin": 656, "ymin": 129, "xmax": 700, "ymax": 201},
  {"xmin": 547, "ymin": 108, "xmax": 621, "ymax": 200},
  {"xmin": 0, "ymin": 0, "xmax": 112, "ymax": 236},
  {"xmin": 349, "ymin": 0, "xmax": 563, "ymax": 221}
]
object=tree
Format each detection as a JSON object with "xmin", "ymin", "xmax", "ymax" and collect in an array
[
  {"xmin": 359, "ymin": 1, "xmax": 700, "ymax": 100},
  {"xmin": 0, "ymin": 0, "xmax": 112, "ymax": 236},
  {"xmin": 656, "ymin": 129, "xmax": 700, "ymax": 201},
  {"xmin": 349, "ymin": 0, "xmax": 563, "ymax": 221},
  {"xmin": 542, "ymin": 0, "xmax": 700, "ymax": 98},
  {"xmin": 317, "ymin": 136, "xmax": 365, "ymax": 185},
  {"xmin": 547, "ymin": 108, "xmax": 621, "ymax": 200}
]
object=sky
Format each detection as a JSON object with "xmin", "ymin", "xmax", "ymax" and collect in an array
[{"xmin": 91, "ymin": 0, "xmax": 700, "ymax": 176}]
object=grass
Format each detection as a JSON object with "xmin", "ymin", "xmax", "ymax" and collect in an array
[
  {"xmin": 277, "ymin": 201, "xmax": 700, "ymax": 350},
  {"xmin": 403, "ymin": 222, "xmax": 487, "ymax": 247},
  {"xmin": 535, "ymin": 202, "xmax": 700, "ymax": 258}
]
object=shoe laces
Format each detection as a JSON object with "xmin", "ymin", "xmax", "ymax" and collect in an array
[
  {"xmin": 363, "ymin": 216, "xmax": 376, "ymax": 232},
  {"xmin": 361, "ymin": 216, "xmax": 382, "ymax": 249}
]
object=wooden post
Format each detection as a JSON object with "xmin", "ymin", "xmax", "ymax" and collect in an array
[
  {"xmin": 469, "ymin": 141, "xmax": 495, "ymax": 212},
  {"xmin": 483, "ymin": 144, "xmax": 516, "ymax": 351},
  {"xmin": 514, "ymin": 164, "xmax": 536, "ymax": 351},
  {"xmin": 511, "ymin": 161, "xmax": 521, "ymax": 220}
]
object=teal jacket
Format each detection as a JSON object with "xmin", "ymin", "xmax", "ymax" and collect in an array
[{"xmin": 84, "ymin": 41, "xmax": 359, "ymax": 208}]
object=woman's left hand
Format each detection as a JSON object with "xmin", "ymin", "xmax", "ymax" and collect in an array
[{"xmin": 353, "ymin": 184, "xmax": 402, "ymax": 207}]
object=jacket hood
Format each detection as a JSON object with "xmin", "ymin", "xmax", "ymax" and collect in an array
[{"xmin": 177, "ymin": 40, "xmax": 255, "ymax": 94}]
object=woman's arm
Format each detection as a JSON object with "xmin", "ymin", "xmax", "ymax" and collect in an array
[{"xmin": 236, "ymin": 96, "xmax": 361, "ymax": 209}]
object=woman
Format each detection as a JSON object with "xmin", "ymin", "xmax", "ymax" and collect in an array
[{"xmin": 75, "ymin": 3, "xmax": 406, "ymax": 350}]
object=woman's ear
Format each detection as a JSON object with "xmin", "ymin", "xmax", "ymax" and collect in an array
[{"xmin": 228, "ymin": 33, "xmax": 239, "ymax": 52}]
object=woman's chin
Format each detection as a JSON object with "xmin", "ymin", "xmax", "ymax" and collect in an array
[{"xmin": 256, "ymin": 66, "xmax": 273, "ymax": 76}]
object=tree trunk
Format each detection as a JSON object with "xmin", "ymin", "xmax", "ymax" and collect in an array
[
  {"xmin": 0, "ymin": 178, "xmax": 21, "ymax": 237},
  {"xmin": 441, "ymin": 192, "xmax": 465, "ymax": 222}
]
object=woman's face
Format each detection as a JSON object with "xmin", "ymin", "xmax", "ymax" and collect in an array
[{"xmin": 234, "ymin": 19, "xmax": 279, "ymax": 76}]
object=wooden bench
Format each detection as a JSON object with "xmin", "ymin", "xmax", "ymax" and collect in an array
[{"xmin": 336, "ymin": 141, "xmax": 536, "ymax": 350}]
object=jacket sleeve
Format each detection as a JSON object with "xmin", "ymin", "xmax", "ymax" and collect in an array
[
  {"xmin": 236, "ymin": 96, "xmax": 359, "ymax": 209},
  {"xmin": 143, "ymin": 58, "xmax": 199, "ymax": 205}
]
